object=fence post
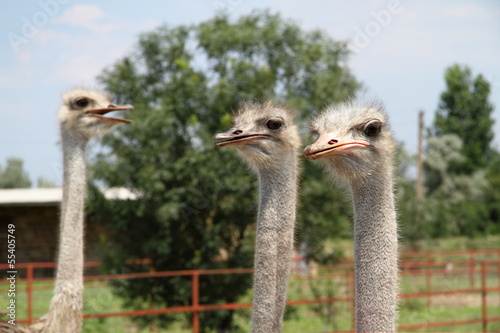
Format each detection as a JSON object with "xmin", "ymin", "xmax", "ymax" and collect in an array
[
  {"xmin": 481, "ymin": 261, "xmax": 487, "ymax": 333},
  {"xmin": 425, "ymin": 254, "xmax": 432, "ymax": 307},
  {"xmin": 470, "ymin": 254, "xmax": 475, "ymax": 289},
  {"xmin": 192, "ymin": 271, "xmax": 200, "ymax": 333},
  {"xmin": 27, "ymin": 264, "xmax": 33, "ymax": 325},
  {"xmin": 149, "ymin": 266, "xmax": 158, "ymax": 333}
]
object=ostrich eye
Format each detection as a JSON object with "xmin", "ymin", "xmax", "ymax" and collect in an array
[
  {"xmin": 75, "ymin": 98, "xmax": 89, "ymax": 108},
  {"xmin": 266, "ymin": 119, "xmax": 284, "ymax": 130},
  {"xmin": 363, "ymin": 121, "xmax": 381, "ymax": 137}
]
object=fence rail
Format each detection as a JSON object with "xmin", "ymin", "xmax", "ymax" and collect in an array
[{"xmin": 2, "ymin": 249, "xmax": 500, "ymax": 332}]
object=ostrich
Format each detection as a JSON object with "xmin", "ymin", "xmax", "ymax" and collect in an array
[
  {"xmin": 304, "ymin": 100, "xmax": 398, "ymax": 333},
  {"xmin": 213, "ymin": 102, "xmax": 301, "ymax": 333},
  {"xmin": 0, "ymin": 88, "xmax": 132, "ymax": 333}
]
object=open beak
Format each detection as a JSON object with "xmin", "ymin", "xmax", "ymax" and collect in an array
[
  {"xmin": 304, "ymin": 132, "xmax": 368, "ymax": 160},
  {"xmin": 84, "ymin": 104, "xmax": 134, "ymax": 124},
  {"xmin": 213, "ymin": 128, "xmax": 270, "ymax": 148}
]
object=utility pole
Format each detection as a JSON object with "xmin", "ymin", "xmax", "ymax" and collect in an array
[{"xmin": 416, "ymin": 110, "xmax": 424, "ymax": 201}]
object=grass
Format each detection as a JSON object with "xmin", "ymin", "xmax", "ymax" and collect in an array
[
  {"xmin": 2, "ymin": 272, "xmax": 499, "ymax": 332},
  {"xmin": 399, "ymin": 305, "xmax": 500, "ymax": 332},
  {"xmin": 401, "ymin": 235, "xmax": 500, "ymax": 252},
  {"xmin": 2, "ymin": 235, "xmax": 499, "ymax": 332},
  {"xmin": 322, "ymin": 235, "xmax": 500, "ymax": 260}
]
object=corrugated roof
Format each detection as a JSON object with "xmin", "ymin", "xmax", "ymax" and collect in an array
[
  {"xmin": 0, "ymin": 187, "xmax": 138, "ymax": 206},
  {"xmin": 0, "ymin": 188, "xmax": 61, "ymax": 205}
]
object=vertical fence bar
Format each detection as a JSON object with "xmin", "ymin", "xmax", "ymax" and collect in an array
[
  {"xmin": 470, "ymin": 254, "xmax": 476, "ymax": 289},
  {"xmin": 192, "ymin": 271, "xmax": 200, "ymax": 333},
  {"xmin": 27, "ymin": 264, "xmax": 33, "ymax": 324},
  {"xmin": 425, "ymin": 254, "xmax": 432, "ymax": 307},
  {"xmin": 149, "ymin": 266, "xmax": 158, "ymax": 333},
  {"xmin": 481, "ymin": 261, "xmax": 487, "ymax": 333}
]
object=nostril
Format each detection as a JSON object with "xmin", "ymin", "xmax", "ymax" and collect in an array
[
  {"xmin": 233, "ymin": 130, "xmax": 243, "ymax": 135},
  {"xmin": 328, "ymin": 139, "xmax": 338, "ymax": 145}
]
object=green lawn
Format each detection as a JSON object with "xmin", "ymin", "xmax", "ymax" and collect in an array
[
  {"xmin": 4, "ymin": 270, "xmax": 498, "ymax": 332},
  {"xmin": 2, "ymin": 236, "xmax": 499, "ymax": 332}
]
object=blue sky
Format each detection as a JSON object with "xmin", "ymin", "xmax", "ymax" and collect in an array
[{"xmin": 1, "ymin": 0, "xmax": 499, "ymax": 186}]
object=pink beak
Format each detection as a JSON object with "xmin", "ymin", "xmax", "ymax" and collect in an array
[{"xmin": 304, "ymin": 132, "xmax": 369, "ymax": 160}]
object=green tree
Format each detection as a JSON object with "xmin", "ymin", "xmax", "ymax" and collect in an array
[
  {"xmin": 88, "ymin": 11, "xmax": 360, "ymax": 332},
  {"xmin": 484, "ymin": 151, "xmax": 500, "ymax": 234},
  {"xmin": 0, "ymin": 158, "xmax": 32, "ymax": 188},
  {"xmin": 424, "ymin": 135, "xmax": 489, "ymax": 237},
  {"xmin": 37, "ymin": 177, "xmax": 57, "ymax": 188},
  {"xmin": 425, "ymin": 64, "xmax": 497, "ymax": 237},
  {"xmin": 394, "ymin": 144, "xmax": 423, "ymax": 244},
  {"xmin": 431, "ymin": 64, "xmax": 494, "ymax": 175}
]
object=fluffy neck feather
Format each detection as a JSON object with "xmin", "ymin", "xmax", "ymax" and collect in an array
[
  {"xmin": 43, "ymin": 129, "xmax": 87, "ymax": 333},
  {"xmin": 351, "ymin": 170, "xmax": 398, "ymax": 333},
  {"xmin": 252, "ymin": 154, "xmax": 298, "ymax": 333}
]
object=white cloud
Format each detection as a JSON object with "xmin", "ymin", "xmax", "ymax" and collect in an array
[
  {"xmin": 443, "ymin": 4, "xmax": 498, "ymax": 19},
  {"xmin": 45, "ymin": 32, "xmax": 136, "ymax": 84},
  {"xmin": 53, "ymin": 4, "xmax": 119, "ymax": 32}
]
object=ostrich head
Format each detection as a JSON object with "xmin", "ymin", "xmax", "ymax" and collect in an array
[
  {"xmin": 58, "ymin": 87, "xmax": 133, "ymax": 138},
  {"xmin": 213, "ymin": 102, "xmax": 301, "ymax": 170},
  {"xmin": 304, "ymin": 100, "xmax": 395, "ymax": 183}
]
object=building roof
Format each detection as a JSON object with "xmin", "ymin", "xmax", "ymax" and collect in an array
[{"xmin": 0, "ymin": 187, "xmax": 138, "ymax": 206}]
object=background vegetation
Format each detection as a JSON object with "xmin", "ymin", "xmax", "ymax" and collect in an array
[
  {"xmin": 8, "ymin": 236, "xmax": 500, "ymax": 333},
  {"xmin": 87, "ymin": 11, "xmax": 360, "ymax": 332},
  {"xmin": 1, "ymin": 10, "xmax": 498, "ymax": 333}
]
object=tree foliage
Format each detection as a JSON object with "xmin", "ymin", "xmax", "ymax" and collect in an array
[
  {"xmin": 423, "ymin": 135, "xmax": 490, "ymax": 237},
  {"xmin": 394, "ymin": 144, "xmax": 423, "ymax": 243},
  {"xmin": 423, "ymin": 64, "xmax": 498, "ymax": 238},
  {"xmin": 0, "ymin": 158, "xmax": 32, "ymax": 188},
  {"xmin": 37, "ymin": 177, "xmax": 57, "ymax": 188},
  {"xmin": 431, "ymin": 64, "xmax": 494, "ymax": 174},
  {"xmin": 485, "ymin": 152, "xmax": 500, "ymax": 234},
  {"xmin": 88, "ymin": 11, "xmax": 360, "ymax": 332}
]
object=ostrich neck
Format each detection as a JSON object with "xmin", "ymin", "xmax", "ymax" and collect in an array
[
  {"xmin": 58, "ymin": 131, "xmax": 87, "ymax": 289},
  {"xmin": 43, "ymin": 130, "xmax": 87, "ymax": 332},
  {"xmin": 252, "ymin": 155, "xmax": 298, "ymax": 333},
  {"xmin": 257, "ymin": 163, "xmax": 298, "ymax": 221},
  {"xmin": 351, "ymin": 173, "xmax": 398, "ymax": 333}
]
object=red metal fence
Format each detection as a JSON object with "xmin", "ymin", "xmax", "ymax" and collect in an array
[{"xmin": 2, "ymin": 249, "xmax": 500, "ymax": 332}]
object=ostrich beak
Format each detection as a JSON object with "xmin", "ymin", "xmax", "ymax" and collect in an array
[
  {"xmin": 85, "ymin": 104, "xmax": 134, "ymax": 124},
  {"xmin": 213, "ymin": 128, "xmax": 271, "ymax": 148},
  {"xmin": 304, "ymin": 132, "xmax": 369, "ymax": 160}
]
